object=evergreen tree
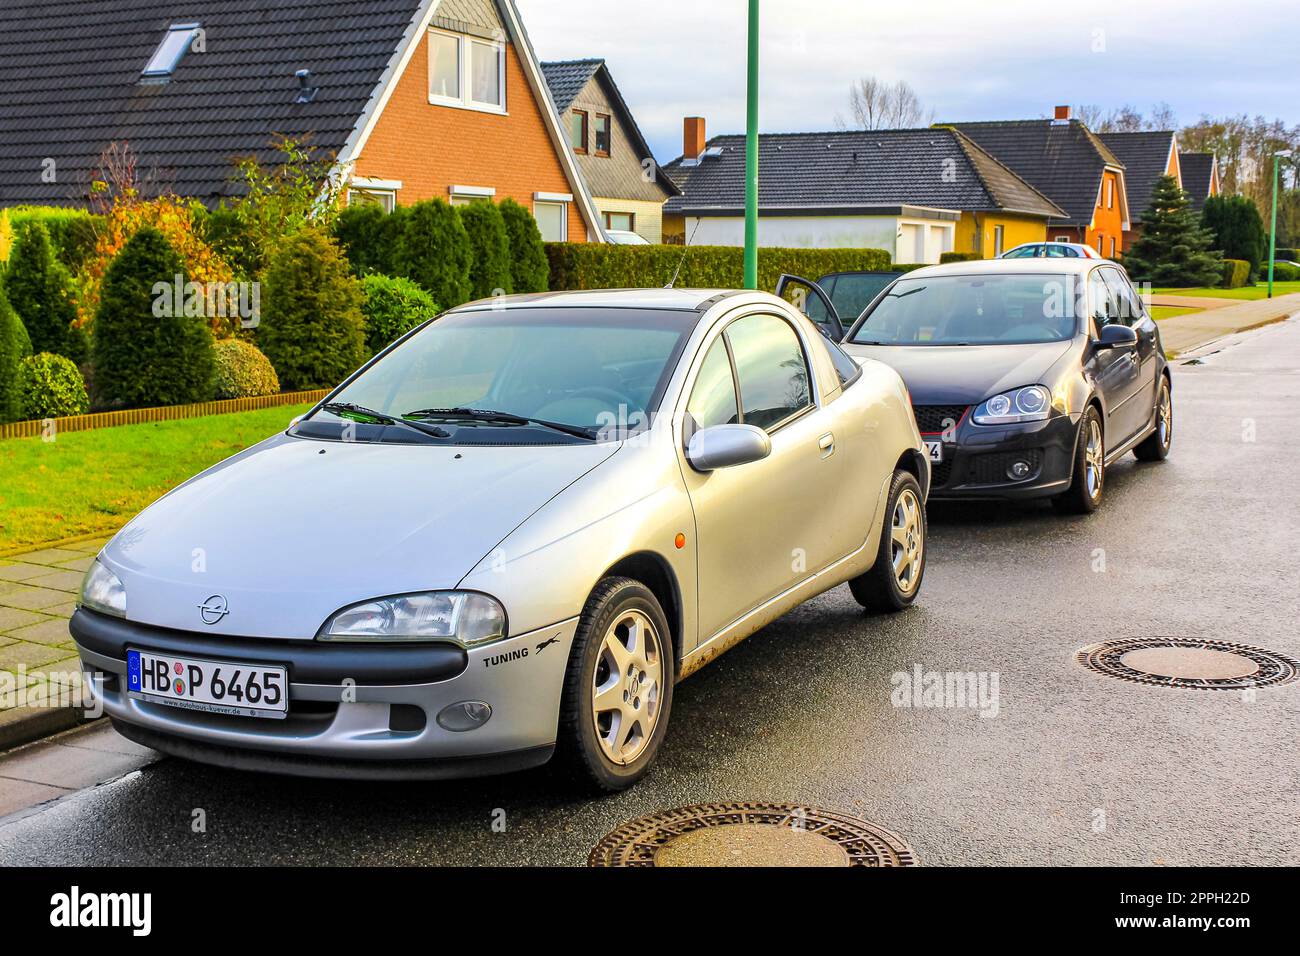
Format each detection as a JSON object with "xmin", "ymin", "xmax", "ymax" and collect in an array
[
  {"xmin": 1201, "ymin": 194, "xmax": 1267, "ymax": 281},
  {"xmin": 3, "ymin": 221, "xmax": 79, "ymax": 357},
  {"xmin": 0, "ymin": 287, "xmax": 34, "ymax": 422},
  {"xmin": 259, "ymin": 228, "xmax": 366, "ymax": 391},
  {"xmin": 393, "ymin": 199, "xmax": 472, "ymax": 308},
  {"xmin": 1123, "ymin": 175, "xmax": 1222, "ymax": 287},
  {"xmin": 499, "ymin": 198, "xmax": 550, "ymax": 293},
  {"xmin": 458, "ymin": 200, "xmax": 513, "ymax": 300},
  {"xmin": 93, "ymin": 227, "xmax": 215, "ymax": 408}
]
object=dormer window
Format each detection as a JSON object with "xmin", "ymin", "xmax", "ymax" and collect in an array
[
  {"xmin": 428, "ymin": 28, "xmax": 505, "ymax": 113},
  {"xmin": 142, "ymin": 23, "xmax": 201, "ymax": 79}
]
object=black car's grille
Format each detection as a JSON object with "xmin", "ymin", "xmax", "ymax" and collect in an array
[
  {"xmin": 966, "ymin": 449, "xmax": 1044, "ymax": 485},
  {"xmin": 912, "ymin": 404, "xmax": 969, "ymax": 435},
  {"xmin": 930, "ymin": 459, "xmax": 955, "ymax": 488}
]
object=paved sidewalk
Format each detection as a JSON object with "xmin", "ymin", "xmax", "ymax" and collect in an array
[
  {"xmin": 0, "ymin": 537, "xmax": 109, "ymax": 748},
  {"xmin": 1156, "ymin": 292, "xmax": 1300, "ymax": 355}
]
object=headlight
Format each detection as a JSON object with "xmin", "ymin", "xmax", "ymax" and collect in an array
[
  {"xmin": 318, "ymin": 592, "xmax": 506, "ymax": 647},
  {"xmin": 81, "ymin": 559, "xmax": 126, "ymax": 618},
  {"xmin": 972, "ymin": 385, "xmax": 1052, "ymax": 425}
]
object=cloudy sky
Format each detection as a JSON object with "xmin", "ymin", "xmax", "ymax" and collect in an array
[{"xmin": 516, "ymin": 0, "xmax": 1295, "ymax": 163}]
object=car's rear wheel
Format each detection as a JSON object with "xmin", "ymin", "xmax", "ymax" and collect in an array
[
  {"xmin": 1053, "ymin": 406, "xmax": 1105, "ymax": 514},
  {"xmin": 1133, "ymin": 376, "xmax": 1173, "ymax": 462},
  {"xmin": 557, "ymin": 577, "xmax": 674, "ymax": 792},
  {"xmin": 849, "ymin": 469, "xmax": 926, "ymax": 613}
]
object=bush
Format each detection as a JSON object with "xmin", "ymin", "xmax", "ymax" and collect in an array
[
  {"xmin": 93, "ymin": 227, "xmax": 216, "ymax": 408},
  {"xmin": 5, "ymin": 207, "xmax": 102, "ymax": 271},
  {"xmin": 333, "ymin": 204, "xmax": 409, "ymax": 278},
  {"xmin": 16, "ymin": 352, "xmax": 88, "ymax": 419},
  {"xmin": 359, "ymin": 274, "xmax": 439, "ymax": 357},
  {"xmin": 0, "ymin": 288, "xmax": 33, "ymax": 423},
  {"xmin": 940, "ymin": 251, "xmax": 981, "ymax": 263},
  {"xmin": 259, "ymin": 228, "xmax": 365, "ymax": 391},
  {"xmin": 1219, "ymin": 259, "xmax": 1250, "ymax": 289},
  {"xmin": 2, "ymin": 221, "xmax": 80, "ymax": 357},
  {"xmin": 393, "ymin": 199, "xmax": 472, "ymax": 308},
  {"xmin": 201, "ymin": 205, "xmax": 262, "ymax": 279},
  {"xmin": 211, "ymin": 339, "xmax": 280, "ymax": 399},
  {"xmin": 1270, "ymin": 261, "xmax": 1300, "ymax": 281},
  {"xmin": 544, "ymin": 243, "xmax": 892, "ymax": 292},
  {"xmin": 458, "ymin": 201, "xmax": 512, "ymax": 300},
  {"xmin": 1202, "ymin": 195, "xmax": 1267, "ymax": 281},
  {"xmin": 1276, "ymin": 248, "xmax": 1298, "ymax": 262},
  {"xmin": 499, "ymin": 198, "xmax": 549, "ymax": 294}
]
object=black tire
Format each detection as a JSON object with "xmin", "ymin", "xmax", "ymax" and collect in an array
[
  {"xmin": 848, "ymin": 469, "xmax": 926, "ymax": 613},
  {"xmin": 556, "ymin": 577, "xmax": 674, "ymax": 792},
  {"xmin": 1133, "ymin": 375, "xmax": 1173, "ymax": 462},
  {"xmin": 1053, "ymin": 405, "xmax": 1105, "ymax": 515}
]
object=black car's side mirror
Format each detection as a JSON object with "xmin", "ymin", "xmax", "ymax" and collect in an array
[{"xmin": 1096, "ymin": 323, "xmax": 1138, "ymax": 349}]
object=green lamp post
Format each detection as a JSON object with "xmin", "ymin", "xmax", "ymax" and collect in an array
[
  {"xmin": 1268, "ymin": 149, "xmax": 1293, "ymax": 299},
  {"xmin": 743, "ymin": 0, "xmax": 759, "ymax": 290}
]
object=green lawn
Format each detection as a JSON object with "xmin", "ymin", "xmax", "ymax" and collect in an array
[
  {"xmin": 1149, "ymin": 305, "xmax": 1205, "ymax": 321},
  {"xmin": 1151, "ymin": 282, "xmax": 1300, "ymax": 301},
  {"xmin": 0, "ymin": 403, "xmax": 312, "ymax": 553}
]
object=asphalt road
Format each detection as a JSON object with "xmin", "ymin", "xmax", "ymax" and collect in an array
[{"xmin": 2, "ymin": 319, "xmax": 1298, "ymax": 866}]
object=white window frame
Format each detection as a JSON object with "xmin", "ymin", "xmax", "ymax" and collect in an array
[
  {"xmin": 1106, "ymin": 178, "xmax": 1114, "ymax": 209},
  {"xmin": 348, "ymin": 177, "xmax": 402, "ymax": 213},
  {"xmin": 533, "ymin": 193, "xmax": 572, "ymax": 242},
  {"xmin": 993, "ymin": 224, "xmax": 1005, "ymax": 257},
  {"xmin": 449, "ymin": 185, "xmax": 496, "ymax": 208},
  {"xmin": 427, "ymin": 27, "xmax": 506, "ymax": 114}
]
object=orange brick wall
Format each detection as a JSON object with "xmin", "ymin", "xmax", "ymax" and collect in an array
[{"xmin": 354, "ymin": 35, "xmax": 588, "ymax": 242}]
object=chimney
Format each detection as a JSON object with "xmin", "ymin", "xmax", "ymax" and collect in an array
[
  {"xmin": 1052, "ymin": 105, "xmax": 1072, "ymax": 125},
  {"xmin": 683, "ymin": 117, "xmax": 706, "ymax": 160}
]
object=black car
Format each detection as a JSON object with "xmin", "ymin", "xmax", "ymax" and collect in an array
[{"xmin": 779, "ymin": 260, "xmax": 1173, "ymax": 513}]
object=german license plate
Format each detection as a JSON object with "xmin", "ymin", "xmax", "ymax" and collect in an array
[
  {"xmin": 127, "ymin": 649, "xmax": 288, "ymax": 719},
  {"xmin": 924, "ymin": 441, "xmax": 944, "ymax": 463}
]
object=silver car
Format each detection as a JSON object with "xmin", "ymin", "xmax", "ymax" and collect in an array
[{"xmin": 72, "ymin": 289, "xmax": 929, "ymax": 790}]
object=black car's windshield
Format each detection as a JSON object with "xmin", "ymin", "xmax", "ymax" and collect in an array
[
  {"xmin": 310, "ymin": 307, "xmax": 695, "ymax": 441},
  {"xmin": 850, "ymin": 274, "xmax": 1081, "ymax": 346}
]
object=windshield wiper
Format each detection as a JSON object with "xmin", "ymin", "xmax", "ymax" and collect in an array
[
  {"xmin": 320, "ymin": 403, "xmax": 450, "ymax": 439},
  {"xmin": 404, "ymin": 407, "xmax": 597, "ymax": 441}
]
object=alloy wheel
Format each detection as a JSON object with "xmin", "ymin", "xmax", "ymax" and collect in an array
[
  {"xmin": 591, "ymin": 610, "xmax": 663, "ymax": 765},
  {"xmin": 890, "ymin": 488, "xmax": 924, "ymax": 594},
  {"xmin": 1157, "ymin": 384, "xmax": 1172, "ymax": 448},
  {"xmin": 1084, "ymin": 418, "xmax": 1104, "ymax": 499}
]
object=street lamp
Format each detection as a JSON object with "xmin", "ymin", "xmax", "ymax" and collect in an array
[
  {"xmin": 744, "ymin": 0, "xmax": 760, "ymax": 290},
  {"xmin": 1268, "ymin": 149, "xmax": 1293, "ymax": 299}
]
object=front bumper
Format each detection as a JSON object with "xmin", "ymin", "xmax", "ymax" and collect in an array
[
  {"xmin": 71, "ymin": 607, "xmax": 578, "ymax": 779},
  {"xmin": 927, "ymin": 413, "xmax": 1079, "ymax": 500}
]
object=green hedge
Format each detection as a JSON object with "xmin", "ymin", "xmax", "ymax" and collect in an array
[
  {"xmin": 1219, "ymin": 259, "xmax": 1250, "ymax": 289},
  {"xmin": 3, "ymin": 207, "xmax": 102, "ymax": 271},
  {"xmin": 0, "ymin": 287, "xmax": 34, "ymax": 423},
  {"xmin": 459, "ymin": 200, "xmax": 513, "ymax": 300},
  {"xmin": 939, "ymin": 251, "xmax": 981, "ymax": 263},
  {"xmin": 17, "ymin": 352, "xmax": 89, "ymax": 419},
  {"xmin": 1270, "ymin": 261, "xmax": 1300, "ymax": 282},
  {"xmin": 500, "ymin": 198, "xmax": 549, "ymax": 294},
  {"xmin": 394, "ymin": 200, "xmax": 472, "ymax": 309},
  {"xmin": 544, "ymin": 243, "xmax": 892, "ymax": 292},
  {"xmin": 333, "ymin": 204, "xmax": 409, "ymax": 279}
]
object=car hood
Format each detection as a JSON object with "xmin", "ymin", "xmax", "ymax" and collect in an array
[
  {"xmin": 100, "ymin": 433, "xmax": 618, "ymax": 639},
  {"xmin": 842, "ymin": 341, "xmax": 1073, "ymax": 405}
]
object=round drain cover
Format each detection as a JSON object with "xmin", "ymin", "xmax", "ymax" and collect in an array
[
  {"xmin": 1078, "ymin": 638, "xmax": 1298, "ymax": 690},
  {"xmin": 589, "ymin": 802, "xmax": 918, "ymax": 867}
]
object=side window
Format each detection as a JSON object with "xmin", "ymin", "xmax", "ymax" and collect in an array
[
  {"xmin": 1089, "ymin": 269, "xmax": 1119, "ymax": 328},
  {"xmin": 686, "ymin": 338, "xmax": 738, "ymax": 431},
  {"xmin": 1100, "ymin": 268, "xmax": 1141, "ymax": 326},
  {"xmin": 725, "ymin": 313, "xmax": 813, "ymax": 431},
  {"xmin": 825, "ymin": 338, "xmax": 861, "ymax": 388}
]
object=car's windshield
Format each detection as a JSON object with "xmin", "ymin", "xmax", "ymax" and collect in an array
[
  {"xmin": 310, "ymin": 307, "xmax": 695, "ymax": 441},
  {"xmin": 850, "ymin": 273, "xmax": 1082, "ymax": 346}
]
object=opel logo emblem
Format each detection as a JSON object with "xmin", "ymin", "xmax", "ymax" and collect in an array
[{"xmin": 198, "ymin": 595, "xmax": 230, "ymax": 626}]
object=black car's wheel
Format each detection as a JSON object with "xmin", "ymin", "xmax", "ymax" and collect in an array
[
  {"xmin": 557, "ymin": 577, "xmax": 674, "ymax": 792},
  {"xmin": 1134, "ymin": 376, "xmax": 1173, "ymax": 462},
  {"xmin": 1053, "ymin": 406, "xmax": 1105, "ymax": 515},
  {"xmin": 849, "ymin": 469, "xmax": 926, "ymax": 613}
]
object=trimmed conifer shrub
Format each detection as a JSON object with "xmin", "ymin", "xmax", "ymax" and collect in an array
[
  {"xmin": 92, "ymin": 227, "xmax": 216, "ymax": 408},
  {"xmin": 258, "ymin": 228, "xmax": 366, "ymax": 391},
  {"xmin": 212, "ymin": 339, "xmax": 281, "ymax": 399},
  {"xmin": 499, "ymin": 198, "xmax": 549, "ymax": 294},
  {"xmin": 359, "ymin": 274, "xmax": 439, "ymax": 357},
  {"xmin": 393, "ymin": 199, "xmax": 472, "ymax": 308},
  {"xmin": 0, "ymin": 288, "xmax": 33, "ymax": 423},
  {"xmin": 2, "ymin": 221, "xmax": 79, "ymax": 357}
]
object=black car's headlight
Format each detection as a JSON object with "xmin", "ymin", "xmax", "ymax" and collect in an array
[
  {"xmin": 318, "ymin": 591, "xmax": 506, "ymax": 647},
  {"xmin": 972, "ymin": 385, "xmax": 1052, "ymax": 425},
  {"xmin": 80, "ymin": 559, "xmax": 127, "ymax": 618}
]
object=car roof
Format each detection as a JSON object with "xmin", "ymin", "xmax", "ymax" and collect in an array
[
  {"xmin": 450, "ymin": 287, "xmax": 753, "ymax": 313},
  {"xmin": 897, "ymin": 257, "xmax": 1111, "ymax": 279}
]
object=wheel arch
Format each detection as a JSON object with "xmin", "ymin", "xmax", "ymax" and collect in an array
[
  {"xmin": 600, "ymin": 551, "xmax": 683, "ymax": 669},
  {"xmin": 895, "ymin": 448, "xmax": 930, "ymax": 498}
]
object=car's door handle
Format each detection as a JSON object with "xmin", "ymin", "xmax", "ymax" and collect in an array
[{"xmin": 819, "ymin": 433, "xmax": 835, "ymax": 458}]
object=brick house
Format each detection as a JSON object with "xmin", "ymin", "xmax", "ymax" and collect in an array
[
  {"xmin": 0, "ymin": 0, "xmax": 601, "ymax": 242},
  {"xmin": 1098, "ymin": 130, "xmax": 1183, "ymax": 248},
  {"xmin": 947, "ymin": 107, "xmax": 1132, "ymax": 259},
  {"xmin": 1179, "ymin": 153, "xmax": 1222, "ymax": 215},
  {"xmin": 541, "ymin": 59, "xmax": 680, "ymax": 243}
]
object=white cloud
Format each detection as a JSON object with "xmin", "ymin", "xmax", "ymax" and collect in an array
[{"xmin": 516, "ymin": 0, "xmax": 1295, "ymax": 162}]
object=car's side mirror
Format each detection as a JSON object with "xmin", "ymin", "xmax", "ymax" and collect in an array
[
  {"xmin": 1096, "ymin": 324, "xmax": 1138, "ymax": 349},
  {"xmin": 686, "ymin": 424, "xmax": 772, "ymax": 472}
]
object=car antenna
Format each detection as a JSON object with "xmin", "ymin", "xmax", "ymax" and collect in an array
[{"xmin": 665, "ymin": 218, "xmax": 703, "ymax": 289}]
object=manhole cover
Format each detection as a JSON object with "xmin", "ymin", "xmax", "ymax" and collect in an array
[
  {"xmin": 588, "ymin": 803, "xmax": 919, "ymax": 867},
  {"xmin": 1077, "ymin": 638, "xmax": 1299, "ymax": 690}
]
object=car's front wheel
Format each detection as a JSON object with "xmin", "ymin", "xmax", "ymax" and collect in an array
[
  {"xmin": 1053, "ymin": 406, "xmax": 1105, "ymax": 514},
  {"xmin": 557, "ymin": 577, "xmax": 674, "ymax": 792},
  {"xmin": 849, "ymin": 469, "xmax": 926, "ymax": 613}
]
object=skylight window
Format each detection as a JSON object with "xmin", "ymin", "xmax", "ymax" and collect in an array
[{"xmin": 142, "ymin": 23, "xmax": 201, "ymax": 78}]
